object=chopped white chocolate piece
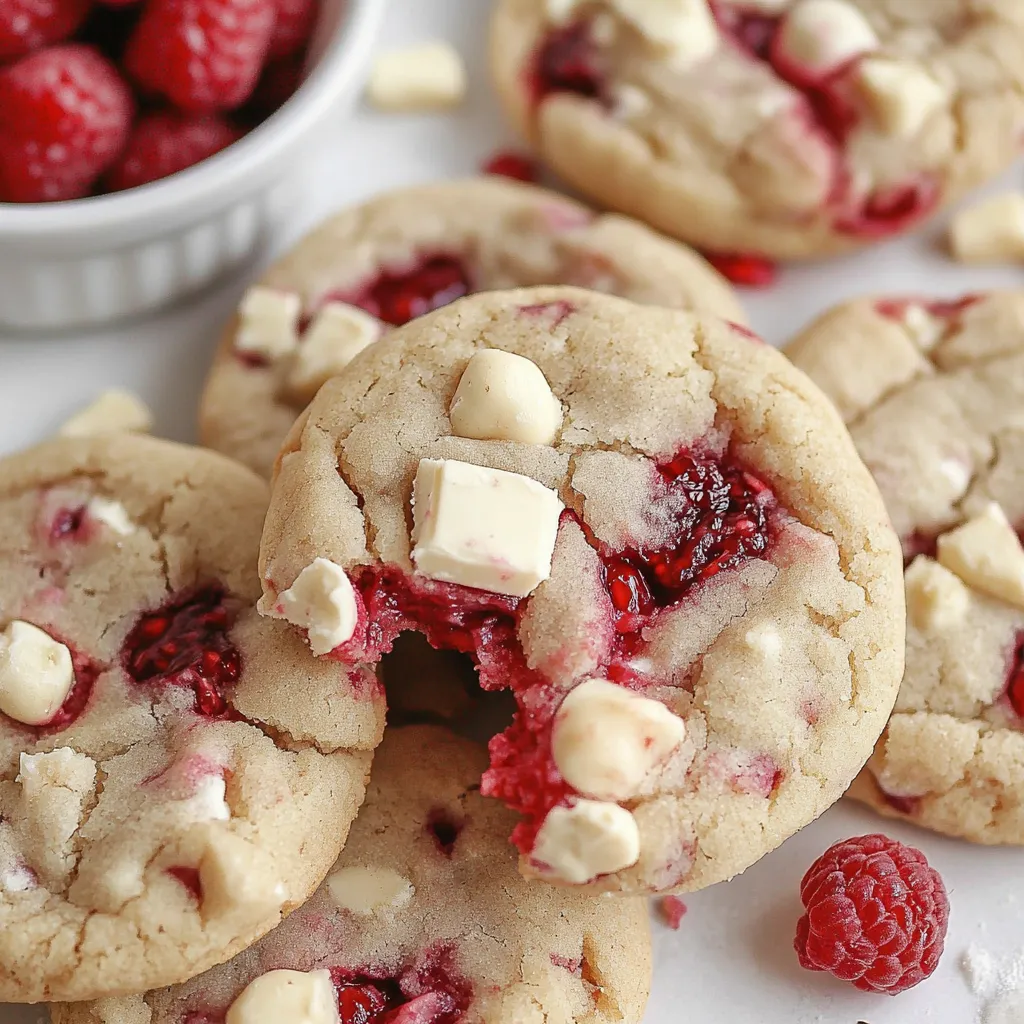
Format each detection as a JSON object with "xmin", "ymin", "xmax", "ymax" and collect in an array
[
  {"xmin": 531, "ymin": 800, "xmax": 640, "ymax": 883},
  {"xmin": 900, "ymin": 304, "xmax": 945, "ymax": 350},
  {"xmin": 857, "ymin": 58, "xmax": 948, "ymax": 138},
  {"xmin": 551, "ymin": 679, "xmax": 684, "ymax": 800},
  {"xmin": 180, "ymin": 776, "xmax": 231, "ymax": 823},
  {"xmin": 199, "ymin": 832, "xmax": 286, "ymax": 925},
  {"xmin": 0, "ymin": 621, "xmax": 74, "ymax": 726},
  {"xmin": 613, "ymin": 0, "xmax": 718, "ymax": 68},
  {"xmin": 776, "ymin": 0, "xmax": 878, "ymax": 77},
  {"xmin": 258, "ymin": 558, "xmax": 358, "ymax": 656},
  {"xmin": 327, "ymin": 866, "xmax": 415, "ymax": 914},
  {"xmin": 948, "ymin": 193, "xmax": 1024, "ymax": 264},
  {"xmin": 937, "ymin": 503, "xmax": 1024, "ymax": 609},
  {"xmin": 904, "ymin": 556, "xmax": 970, "ymax": 631},
  {"xmin": 411, "ymin": 458, "xmax": 563, "ymax": 598},
  {"xmin": 286, "ymin": 303, "xmax": 382, "ymax": 404},
  {"xmin": 367, "ymin": 42, "xmax": 467, "ymax": 112},
  {"xmin": 59, "ymin": 389, "xmax": 153, "ymax": 437},
  {"xmin": 236, "ymin": 286, "xmax": 301, "ymax": 360},
  {"xmin": 449, "ymin": 349, "xmax": 563, "ymax": 446},
  {"xmin": 87, "ymin": 496, "xmax": 134, "ymax": 536},
  {"xmin": 226, "ymin": 970, "xmax": 339, "ymax": 1024}
]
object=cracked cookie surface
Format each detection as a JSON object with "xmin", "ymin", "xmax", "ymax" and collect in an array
[
  {"xmin": 52, "ymin": 724, "xmax": 652, "ymax": 1024},
  {"xmin": 788, "ymin": 290, "xmax": 1024, "ymax": 844},
  {"xmin": 0, "ymin": 435, "xmax": 375, "ymax": 1003},
  {"xmin": 258, "ymin": 285, "xmax": 905, "ymax": 894},
  {"xmin": 198, "ymin": 176, "xmax": 746, "ymax": 479},
  {"xmin": 490, "ymin": 0, "xmax": 1024, "ymax": 259}
]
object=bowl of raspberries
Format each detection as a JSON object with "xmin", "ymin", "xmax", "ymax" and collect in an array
[{"xmin": 0, "ymin": 0, "xmax": 382, "ymax": 330}]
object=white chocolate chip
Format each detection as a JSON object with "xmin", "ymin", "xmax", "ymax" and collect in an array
[
  {"xmin": 0, "ymin": 622, "xmax": 74, "ymax": 726},
  {"xmin": 180, "ymin": 776, "xmax": 231, "ymax": 823},
  {"xmin": 87, "ymin": 497, "xmax": 134, "ymax": 536},
  {"xmin": 59, "ymin": 389, "xmax": 153, "ymax": 437},
  {"xmin": 449, "ymin": 350, "xmax": 563, "ymax": 446},
  {"xmin": 612, "ymin": 82, "xmax": 652, "ymax": 119},
  {"xmin": 776, "ymin": 0, "xmax": 878, "ymax": 78},
  {"xmin": 948, "ymin": 193, "xmax": 1024, "ymax": 264},
  {"xmin": 258, "ymin": 558, "xmax": 358, "ymax": 656},
  {"xmin": 938, "ymin": 457, "xmax": 971, "ymax": 497},
  {"xmin": 226, "ymin": 970, "xmax": 339, "ymax": 1024},
  {"xmin": 199, "ymin": 832, "xmax": 287, "ymax": 925},
  {"xmin": 857, "ymin": 58, "xmax": 948, "ymax": 138},
  {"xmin": 327, "ymin": 866, "xmax": 415, "ymax": 914},
  {"xmin": 900, "ymin": 304, "xmax": 945, "ymax": 350},
  {"xmin": 531, "ymin": 800, "xmax": 640, "ymax": 884},
  {"xmin": 286, "ymin": 303, "xmax": 382, "ymax": 405},
  {"xmin": 367, "ymin": 42, "xmax": 467, "ymax": 112},
  {"xmin": 551, "ymin": 679, "xmax": 684, "ymax": 800},
  {"xmin": 612, "ymin": 0, "xmax": 719, "ymax": 68},
  {"xmin": 236, "ymin": 287, "xmax": 301, "ymax": 360},
  {"xmin": 937, "ymin": 503, "xmax": 1024, "ymax": 609},
  {"xmin": 411, "ymin": 458, "xmax": 563, "ymax": 598},
  {"xmin": 904, "ymin": 556, "xmax": 970, "ymax": 631}
]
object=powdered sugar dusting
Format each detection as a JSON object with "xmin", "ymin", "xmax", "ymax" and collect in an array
[{"xmin": 962, "ymin": 944, "xmax": 1024, "ymax": 1023}]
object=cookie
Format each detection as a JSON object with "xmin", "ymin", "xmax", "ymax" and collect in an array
[
  {"xmin": 198, "ymin": 176, "xmax": 746, "ymax": 478},
  {"xmin": 787, "ymin": 291, "xmax": 1024, "ymax": 844},
  {"xmin": 51, "ymin": 724, "xmax": 652, "ymax": 1024},
  {"xmin": 257, "ymin": 285, "xmax": 905, "ymax": 894},
  {"xmin": 490, "ymin": 0, "xmax": 1024, "ymax": 259},
  {"xmin": 0, "ymin": 435, "xmax": 375, "ymax": 1003}
]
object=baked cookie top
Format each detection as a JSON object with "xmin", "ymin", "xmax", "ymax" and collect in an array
[
  {"xmin": 198, "ymin": 176, "xmax": 745, "ymax": 478},
  {"xmin": 0, "ymin": 435, "xmax": 374, "ymax": 1002},
  {"xmin": 258, "ymin": 285, "xmax": 905, "ymax": 893},
  {"xmin": 490, "ymin": 0, "xmax": 1024, "ymax": 259}
]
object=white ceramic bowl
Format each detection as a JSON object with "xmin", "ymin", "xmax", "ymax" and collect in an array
[{"xmin": 0, "ymin": 0, "xmax": 383, "ymax": 332}]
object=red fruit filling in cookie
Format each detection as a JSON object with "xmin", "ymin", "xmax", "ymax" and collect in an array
[
  {"xmin": 166, "ymin": 865, "xmax": 203, "ymax": 900},
  {"xmin": 49, "ymin": 503, "xmax": 90, "ymax": 543},
  {"xmin": 341, "ymin": 255, "xmax": 473, "ymax": 327},
  {"xmin": 875, "ymin": 294, "xmax": 981, "ymax": 324},
  {"xmin": 122, "ymin": 586, "xmax": 241, "ymax": 717},
  {"xmin": 1005, "ymin": 632, "xmax": 1024, "ymax": 719},
  {"xmin": 426, "ymin": 808, "xmax": 463, "ymax": 856},
  {"xmin": 834, "ymin": 177, "xmax": 940, "ymax": 239},
  {"xmin": 704, "ymin": 252, "xmax": 778, "ymax": 288},
  {"xmin": 529, "ymin": 20, "xmax": 607, "ymax": 106},
  {"xmin": 482, "ymin": 150, "xmax": 539, "ymax": 182},
  {"xmin": 880, "ymin": 790, "xmax": 922, "ymax": 816}
]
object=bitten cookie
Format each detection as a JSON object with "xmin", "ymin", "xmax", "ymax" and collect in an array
[
  {"xmin": 51, "ymin": 725, "xmax": 652, "ymax": 1024},
  {"xmin": 788, "ymin": 291, "xmax": 1024, "ymax": 843},
  {"xmin": 198, "ymin": 176, "xmax": 746, "ymax": 478},
  {"xmin": 490, "ymin": 0, "xmax": 1024, "ymax": 259},
  {"xmin": 257, "ymin": 285, "xmax": 905, "ymax": 894},
  {"xmin": 0, "ymin": 435, "xmax": 375, "ymax": 1003}
]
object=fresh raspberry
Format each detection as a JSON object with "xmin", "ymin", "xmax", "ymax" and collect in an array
[
  {"xmin": 482, "ymin": 151, "xmax": 539, "ymax": 183},
  {"xmin": 0, "ymin": 45, "xmax": 133, "ymax": 203},
  {"xmin": 794, "ymin": 833, "xmax": 949, "ymax": 995},
  {"xmin": 342, "ymin": 254, "xmax": 473, "ymax": 326},
  {"xmin": 268, "ymin": 0, "xmax": 315, "ymax": 58},
  {"xmin": 244, "ymin": 54, "xmax": 303, "ymax": 119},
  {"xmin": 125, "ymin": 0, "xmax": 275, "ymax": 114},
  {"xmin": 704, "ymin": 252, "xmax": 778, "ymax": 288},
  {"xmin": 0, "ymin": 0, "xmax": 92, "ymax": 60},
  {"xmin": 105, "ymin": 112, "xmax": 242, "ymax": 191}
]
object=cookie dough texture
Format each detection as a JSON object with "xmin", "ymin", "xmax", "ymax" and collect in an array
[
  {"xmin": 52, "ymin": 725, "xmax": 653, "ymax": 1024},
  {"xmin": 259, "ymin": 285, "xmax": 905, "ymax": 893},
  {"xmin": 787, "ymin": 290, "xmax": 1024, "ymax": 843},
  {"xmin": 198, "ymin": 176, "xmax": 746, "ymax": 478},
  {"xmin": 0, "ymin": 435, "xmax": 376, "ymax": 1003}
]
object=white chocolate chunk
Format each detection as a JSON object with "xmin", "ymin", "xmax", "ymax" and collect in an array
[
  {"xmin": 612, "ymin": 82, "xmax": 652, "ymax": 119},
  {"xmin": 0, "ymin": 621, "xmax": 74, "ymax": 726},
  {"xmin": 551, "ymin": 679, "xmax": 684, "ymax": 800},
  {"xmin": 367, "ymin": 42, "xmax": 467, "ymax": 112},
  {"xmin": 259, "ymin": 558, "xmax": 358, "ymax": 656},
  {"xmin": 449, "ymin": 349, "xmax": 563, "ymax": 446},
  {"xmin": 900, "ymin": 304, "xmax": 945, "ymax": 350},
  {"xmin": 59, "ymin": 389, "xmax": 153, "ymax": 437},
  {"xmin": 904, "ymin": 556, "xmax": 970, "ymax": 631},
  {"xmin": 327, "ymin": 866, "xmax": 415, "ymax": 914},
  {"xmin": 411, "ymin": 459, "xmax": 563, "ymax": 598},
  {"xmin": 613, "ymin": 0, "xmax": 718, "ymax": 68},
  {"xmin": 226, "ymin": 970, "xmax": 339, "ymax": 1024},
  {"xmin": 531, "ymin": 800, "xmax": 640, "ymax": 883},
  {"xmin": 857, "ymin": 58, "xmax": 948, "ymax": 138},
  {"xmin": 948, "ymin": 193, "xmax": 1024, "ymax": 264},
  {"xmin": 286, "ymin": 303, "xmax": 382, "ymax": 404},
  {"xmin": 180, "ymin": 776, "xmax": 231, "ymax": 823},
  {"xmin": 87, "ymin": 497, "xmax": 134, "ymax": 536},
  {"xmin": 776, "ymin": 0, "xmax": 878, "ymax": 77},
  {"xmin": 199, "ymin": 832, "xmax": 286, "ymax": 925},
  {"xmin": 236, "ymin": 286, "xmax": 301, "ymax": 360},
  {"xmin": 937, "ymin": 503, "xmax": 1024, "ymax": 609}
]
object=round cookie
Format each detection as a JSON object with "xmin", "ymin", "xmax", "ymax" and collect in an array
[
  {"xmin": 490, "ymin": 0, "xmax": 1024, "ymax": 260},
  {"xmin": 51, "ymin": 724, "xmax": 652, "ymax": 1024},
  {"xmin": 198, "ymin": 176, "xmax": 746, "ymax": 478},
  {"xmin": 0, "ymin": 435, "xmax": 376, "ymax": 1003},
  {"xmin": 787, "ymin": 290, "xmax": 1024, "ymax": 844},
  {"xmin": 257, "ymin": 285, "xmax": 905, "ymax": 894}
]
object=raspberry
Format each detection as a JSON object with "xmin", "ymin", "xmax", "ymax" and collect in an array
[
  {"xmin": 1006, "ymin": 632, "xmax": 1024, "ymax": 718},
  {"xmin": 125, "ymin": 0, "xmax": 275, "ymax": 114},
  {"xmin": 482, "ymin": 151, "xmax": 539, "ymax": 183},
  {"xmin": 0, "ymin": 0, "xmax": 92, "ymax": 61},
  {"xmin": 0, "ymin": 45, "xmax": 133, "ymax": 203},
  {"xmin": 704, "ymin": 252, "xmax": 778, "ymax": 288},
  {"xmin": 105, "ymin": 113, "xmax": 242, "ymax": 191},
  {"xmin": 244, "ymin": 54, "xmax": 303, "ymax": 119},
  {"xmin": 531, "ymin": 21, "xmax": 606, "ymax": 106},
  {"xmin": 658, "ymin": 895, "xmax": 687, "ymax": 929},
  {"xmin": 343, "ymin": 255, "xmax": 473, "ymax": 326},
  {"xmin": 268, "ymin": 0, "xmax": 315, "ymax": 59},
  {"xmin": 794, "ymin": 833, "xmax": 950, "ymax": 995}
]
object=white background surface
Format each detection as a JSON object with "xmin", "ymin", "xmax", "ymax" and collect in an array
[{"xmin": 2, "ymin": 1, "xmax": 1024, "ymax": 1021}]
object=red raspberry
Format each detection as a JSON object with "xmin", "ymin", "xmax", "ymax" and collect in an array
[
  {"xmin": 245, "ymin": 54, "xmax": 303, "ymax": 118},
  {"xmin": 704, "ymin": 252, "xmax": 778, "ymax": 288},
  {"xmin": 105, "ymin": 112, "xmax": 242, "ymax": 191},
  {"xmin": 125, "ymin": 0, "xmax": 275, "ymax": 114},
  {"xmin": 268, "ymin": 0, "xmax": 316, "ymax": 59},
  {"xmin": 0, "ymin": 0, "xmax": 92, "ymax": 61},
  {"xmin": 0, "ymin": 45, "xmax": 133, "ymax": 203},
  {"xmin": 794, "ymin": 834, "xmax": 949, "ymax": 995},
  {"xmin": 482, "ymin": 151, "xmax": 539, "ymax": 183}
]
